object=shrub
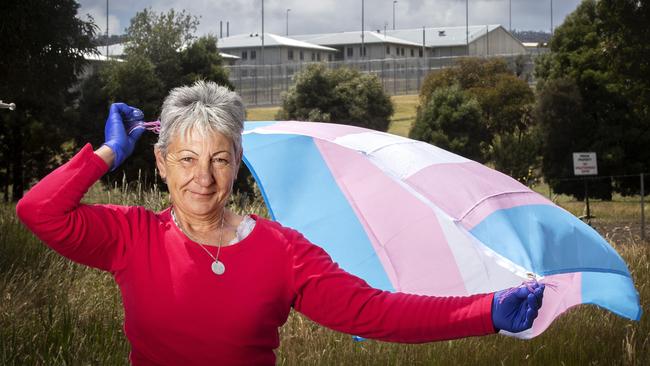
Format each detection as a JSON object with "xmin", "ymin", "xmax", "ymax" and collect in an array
[
  {"xmin": 277, "ymin": 64, "xmax": 394, "ymax": 131},
  {"xmin": 409, "ymin": 84, "xmax": 487, "ymax": 162}
]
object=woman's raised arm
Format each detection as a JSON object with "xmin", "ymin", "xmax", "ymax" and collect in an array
[{"xmin": 16, "ymin": 103, "xmax": 147, "ymax": 272}]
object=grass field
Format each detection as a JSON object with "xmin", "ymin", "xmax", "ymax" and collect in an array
[{"xmin": 1, "ymin": 184, "xmax": 648, "ymax": 365}]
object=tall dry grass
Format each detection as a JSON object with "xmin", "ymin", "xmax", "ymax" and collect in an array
[{"xmin": 1, "ymin": 180, "xmax": 647, "ymax": 365}]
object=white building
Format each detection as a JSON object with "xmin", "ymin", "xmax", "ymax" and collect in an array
[
  {"xmin": 292, "ymin": 31, "xmax": 425, "ymax": 61},
  {"xmin": 217, "ymin": 33, "xmax": 337, "ymax": 65},
  {"xmin": 386, "ymin": 25, "xmax": 526, "ymax": 57}
]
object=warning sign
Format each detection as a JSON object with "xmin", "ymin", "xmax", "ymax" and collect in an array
[{"xmin": 573, "ymin": 152, "xmax": 598, "ymax": 176}]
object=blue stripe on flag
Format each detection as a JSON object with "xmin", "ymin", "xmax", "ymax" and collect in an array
[
  {"xmin": 469, "ymin": 205, "xmax": 630, "ymax": 276},
  {"xmin": 243, "ymin": 132, "xmax": 395, "ymax": 292},
  {"xmin": 582, "ymin": 272, "xmax": 642, "ymax": 321},
  {"xmin": 470, "ymin": 204, "xmax": 640, "ymax": 320},
  {"xmin": 244, "ymin": 121, "xmax": 276, "ymax": 132}
]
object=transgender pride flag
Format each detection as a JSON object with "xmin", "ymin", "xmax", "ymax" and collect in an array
[{"xmin": 242, "ymin": 121, "xmax": 641, "ymax": 338}]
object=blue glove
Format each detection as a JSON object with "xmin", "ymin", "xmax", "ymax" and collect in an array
[
  {"xmin": 103, "ymin": 103, "xmax": 146, "ymax": 171},
  {"xmin": 492, "ymin": 282, "xmax": 545, "ymax": 333}
]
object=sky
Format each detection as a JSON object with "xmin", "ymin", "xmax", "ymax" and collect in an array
[{"xmin": 78, "ymin": 0, "xmax": 583, "ymax": 38}]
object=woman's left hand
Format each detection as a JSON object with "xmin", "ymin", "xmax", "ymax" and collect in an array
[
  {"xmin": 103, "ymin": 103, "xmax": 146, "ymax": 171},
  {"xmin": 491, "ymin": 282, "xmax": 545, "ymax": 333}
]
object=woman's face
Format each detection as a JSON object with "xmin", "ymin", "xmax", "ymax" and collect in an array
[{"xmin": 155, "ymin": 128, "xmax": 240, "ymax": 218}]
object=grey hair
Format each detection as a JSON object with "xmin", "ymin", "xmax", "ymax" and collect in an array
[{"xmin": 155, "ymin": 81, "xmax": 245, "ymax": 158}]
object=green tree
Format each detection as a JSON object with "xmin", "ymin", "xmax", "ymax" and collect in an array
[
  {"xmin": 180, "ymin": 35, "xmax": 233, "ymax": 89},
  {"xmin": 536, "ymin": 78, "xmax": 612, "ymax": 199},
  {"xmin": 75, "ymin": 11, "xmax": 233, "ymax": 185},
  {"xmin": 414, "ymin": 58, "xmax": 537, "ymax": 182},
  {"xmin": 0, "ymin": 0, "xmax": 96, "ymax": 201},
  {"xmin": 278, "ymin": 64, "xmax": 394, "ymax": 131},
  {"xmin": 535, "ymin": 0, "xmax": 649, "ymax": 198},
  {"xmin": 409, "ymin": 85, "xmax": 486, "ymax": 162},
  {"xmin": 125, "ymin": 8, "xmax": 199, "ymax": 91}
]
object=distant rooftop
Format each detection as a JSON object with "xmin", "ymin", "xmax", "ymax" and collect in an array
[
  {"xmin": 217, "ymin": 33, "xmax": 337, "ymax": 52},
  {"xmin": 291, "ymin": 30, "xmax": 423, "ymax": 47},
  {"xmin": 94, "ymin": 42, "xmax": 242, "ymax": 61},
  {"xmin": 385, "ymin": 25, "xmax": 503, "ymax": 47}
]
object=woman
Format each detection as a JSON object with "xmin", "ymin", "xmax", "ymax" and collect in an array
[{"xmin": 17, "ymin": 81, "xmax": 544, "ymax": 365}]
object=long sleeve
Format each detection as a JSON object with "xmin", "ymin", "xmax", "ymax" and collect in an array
[
  {"xmin": 16, "ymin": 143, "xmax": 137, "ymax": 272},
  {"xmin": 287, "ymin": 228, "xmax": 496, "ymax": 343}
]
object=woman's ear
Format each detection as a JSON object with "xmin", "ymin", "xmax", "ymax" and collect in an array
[
  {"xmin": 154, "ymin": 147, "xmax": 167, "ymax": 182},
  {"xmin": 236, "ymin": 150, "xmax": 243, "ymax": 171}
]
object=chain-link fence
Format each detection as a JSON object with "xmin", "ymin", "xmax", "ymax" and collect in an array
[{"xmin": 226, "ymin": 53, "xmax": 538, "ymax": 106}]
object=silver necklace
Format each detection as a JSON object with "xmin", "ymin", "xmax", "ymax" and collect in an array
[{"xmin": 171, "ymin": 208, "xmax": 226, "ymax": 275}]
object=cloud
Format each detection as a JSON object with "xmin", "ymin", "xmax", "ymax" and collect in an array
[{"xmin": 77, "ymin": 0, "xmax": 582, "ymax": 37}]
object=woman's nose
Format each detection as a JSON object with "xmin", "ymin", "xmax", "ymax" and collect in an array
[{"xmin": 193, "ymin": 163, "xmax": 215, "ymax": 187}]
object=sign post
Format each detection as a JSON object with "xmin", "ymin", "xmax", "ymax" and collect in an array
[{"xmin": 573, "ymin": 152, "xmax": 598, "ymax": 223}]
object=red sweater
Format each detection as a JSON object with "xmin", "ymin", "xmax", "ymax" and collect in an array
[{"xmin": 16, "ymin": 144, "xmax": 495, "ymax": 365}]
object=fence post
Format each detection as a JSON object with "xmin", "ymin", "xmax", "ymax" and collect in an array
[
  {"xmin": 641, "ymin": 173, "xmax": 645, "ymax": 242},
  {"xmin": 270, "ymin": 65, "xmax": 274, "ymax": 105}
]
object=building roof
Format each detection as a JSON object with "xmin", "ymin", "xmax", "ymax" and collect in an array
[
  {"xmin": 217, "ymin": 33, "xmax": 337, "ymax": 52},
  {"xmin": 291, "ymin": 30, "xmax": 423, "ymax": 47},
  {"xmin": 83, "ymin": 52, "xmax": 124, "ymax": 62},
  {"xmin": 93, "ymin": 42, "xmax": 242, "ymax": 61},
  {"xmin": 522, "ymin": 42, "xmax": 547, "ymax": 48},
  {"xmin": 219, "ymin": 52, "xmax": 241, "ymax": 59},
  {"xmin": 385, "ymin": 25, "xmax": 503, "ymax": 48}
]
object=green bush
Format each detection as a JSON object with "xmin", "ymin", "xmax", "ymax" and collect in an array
[
  {"xmin": 277, "ymin": 64, "xmax": 394, "ymax": 131},
  {"xmin": 409, "ymin": 85, "xmax": 486, "ymax": 162}
]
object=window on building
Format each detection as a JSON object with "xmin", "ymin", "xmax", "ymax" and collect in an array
[
  {"xmin": 359, "ymin": 46, "xmax": 366, "ymax": 57},
  {"xmin": 288, "ymin": 49, "xmax": 294, "ymax": 60},
  {"xmin": 251, "ymin": 50, "xmax": 257, "ymax": 60},
  {"xmin": 328, "ymin": 54, "xmax": 332, "ymax": 62},
  {"xmin": 300, "ymin": 50, "xmax": 304, "ymax": 61},
  {"xmin": 386, "ymin": 46, "xmax": 390, "ymax": 55},
  {"xmin": 317, "ymin": 52, "xmax": 321, "ymax": 61},
  {"xmin": 419, "ymin": 48, "xmax": 423, "ymax": 57},
  {"xmin": 410, "ymin": 48, "xmax": 414, "ymax": 57},
  {"xmin": 242, "ymin": 51, "xmax": 248, "ymax": 60},
  {"xmin": 400, "ymin": 48, "xmax": 405, "ymax": 56},
  {"xmin": 311, "ymin": 52, "xmax": 315, "ymax": 61},
  {"xmin": 347, "ymin": 47, "xmax": 353, "ymax": 57}
]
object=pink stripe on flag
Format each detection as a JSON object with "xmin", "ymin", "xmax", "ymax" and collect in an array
[
  {"xmin": 406, "ymin": 161, "xmax": 532, "ymax": 221},
  {"xmin": 258, "ymin": 121, "xmax": 370, "ymax": 141},
  {"xmin": 315, "ymin": 139, "xmax": 468, "ymax": 295},
  {"xmin": 461, "ymin": 193, "xmax": 555, "ymax": 230},
  {"xmin": 527, "ymin": 272, "xmax": 582, "ymax": 338}
]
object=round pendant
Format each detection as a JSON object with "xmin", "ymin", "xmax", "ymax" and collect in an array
[{"xmin": 211, "ymin": 260, "xmax": 225, "ymax": 275}]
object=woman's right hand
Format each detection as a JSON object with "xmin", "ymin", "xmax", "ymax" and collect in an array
[{"xmin": 103, "ymin": 103, "xmax": 146, "ymax": 171}]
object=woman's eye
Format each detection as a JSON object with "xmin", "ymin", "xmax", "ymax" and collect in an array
[
  {"xmin": 213, "ymin": 158, "xmax": 229, "ymax": 165},
  {"xmin": 180, "ymin": 157, "xmax": 194, "ymax": 163}
]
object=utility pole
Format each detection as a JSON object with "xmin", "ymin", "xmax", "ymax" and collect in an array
[
  {"xmin": 361, "ymin": 0, "xmax": 365, "ymax": 59},
  {"xmin": 466, "ymin": 0, "xmax": 469, "ymax": 55},
  {"xmin": 220, "ymin": 21, "xmax": 223, "ymax": 38},
  {"xmin": 286, "ymin": 9, "xmax": 291, "ymax": 36},
  {"xmin": 106, "ymin": 0, "xmax": 109, "ymax": 57},
  {"xmin": 509, "ymin": 0, "xmax": 512, "ymax": 32},
  {"xmin": 261, "ymin": 0, "xmax": 265, "ymax": 66},
  {"xmin": 551, "ymin": 0, "xmax": 554, "ymax": 34},
  {"xmin": 227, "ymin": 21, "xmax": 230, "ymax": 37},
  {"xmin": 393, "ymin": 1, "xmax": 397, "ymax": 30}
]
